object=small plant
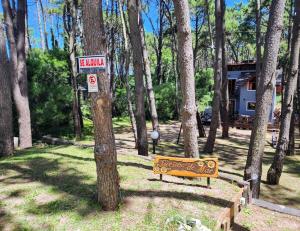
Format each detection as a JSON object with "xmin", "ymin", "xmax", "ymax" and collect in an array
[{"xmin": 164, "ymin": 215, "xmax": 211, "ymax": 231}]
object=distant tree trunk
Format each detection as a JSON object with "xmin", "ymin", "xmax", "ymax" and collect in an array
[
  {"xmin": 256, "ymin": 0, "xmax": 262, "ymax": 88},
  {"xmin": 244, "ymin": 0, "xmax": 287, "ymax": 197},
  {"xmin": 173, "ymin": 0, "xmax": 199, "ymax": 158},
  {"xmin": 38, "ymin": 0, "xmax": 49, "ymax": 50},
  {"xmin": 118, "ymin": 0, "xmax": 138, "ymax": 147},
  {"xmin": 0, "ymin": 25, "xmax": 14, "ymax": 157},
  {"xmin": 156, "ymin": 0, "xmax": 164, "ymax": 85},
  {"xmin": 109, "ymin": 0, "xmax": 116, "ymax": 94},
  {"xmin": 35, "ymin": 0, "xmax": 45, "ymax": 50},
  {"xmin": 205, "ymin": 0, "xmax": 214, "ymax": 57},
  {"xmin": 266, "ymin": 0, "xmax": 299, "ymax": 185},
  {"xmin": 63, "ymin": 0, "xmax": 82, "ymax": 140},
  {"xmin": 2, "ymin": 0, "xmax": 32, "ymax": 149},
  {"xmin": 82, "ymin": 0, "xmax": 120, "ymax": 210},
  {"xmin": 140, "ymin": 22, "xmax": 159, "ymax": 132},
  {"xmin": 25, "ymin": 2, "xmax": 31, "ymax": 54},
  {"xmin": 204, "ymin": 0, "xmax": 223, "ymax": 153},
  {"xmin": 220, "ymin": 0, "xmax": 229, "ymax": 138},
  {"xmin": 127, "ymin": 0, "xmax": 148, "ymax": 156}
]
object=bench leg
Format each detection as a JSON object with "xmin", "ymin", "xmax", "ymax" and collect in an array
[
  {"xmin": 207, "ymin": 177, "xmax": 211, "ymax": 189},
  {"xmin": 160, "ymin": 174, "xmax": 163, "ymax": 181}
]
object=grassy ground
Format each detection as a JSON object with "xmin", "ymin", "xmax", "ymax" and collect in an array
[
  {"xmin": 8, "ymin": 118, "xmax": 298, "ymax": 230},
  {"xmin": 75, "ymin": 118, "xmax": 300, "ymax": 210},
  {"xmin": 0, "ymin": 145, "xmax": 242, "ymax": 231}
]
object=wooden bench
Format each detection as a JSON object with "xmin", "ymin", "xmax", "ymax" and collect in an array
[{"xmin": 153, "ymin": 156, "xmax": 219, "ymax": 188}]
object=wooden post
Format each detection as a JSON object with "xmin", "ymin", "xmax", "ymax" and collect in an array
[
  {"xmin": 177, "ymin": 123, "xmax": 182, "ymax": 144},
  {"xmin": 160, "ymin": 174, "xmax": 163, "ymax": 181},
  {"xmin": 207, "ymin": 177, "xmax": 211, "ymax": 188}
]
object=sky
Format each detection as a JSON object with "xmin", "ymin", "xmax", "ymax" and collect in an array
[{"xmin": 0, "ymin": 0, "xmax": 249, "ymax": 49}]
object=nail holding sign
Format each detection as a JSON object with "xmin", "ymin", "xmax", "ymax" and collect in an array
[{"xmin": 87, "ymin": 74, "xmax": 99, "ymax": 93}]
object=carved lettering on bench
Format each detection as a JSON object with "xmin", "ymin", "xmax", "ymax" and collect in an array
[{"xmin": 153, "ymin": 156, "xmax": 218, "ymax": 178}]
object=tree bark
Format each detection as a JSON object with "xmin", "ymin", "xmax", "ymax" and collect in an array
[
  {"xmin": 35, "ymin": 0, "xmax": 46, "ymax": 51},
  {"xmin": 287, "ymin": 109, "xmax": 295, "ymax": 156},
  {"xmin": 220, "ymin": 0, "xmax": 229, "ymax": 138},
  {"xmin": 82, "ymin": 0, "xmax": 120, "ymax": 210},
  {"xmin": 256, "ymin": 0, "xmax": 262, "ymax": 88},
  {"xmin": 266, "ymin": 0, "xmax": 299, "ymax": 185},
  {"xmin": 127, "ymin": 0, "xmax": 148, "ymax": 156},
  {"xmin": 204, "ymin": 0, "xmax": 223, "ymax": 153},
  {"xmin": 63, "ymin": 0, "xmax": 82, "ymax": 141},
  {"xmin": 173, "ymin": 0, "xmax": 199, "ymax": 158},
  {"xmin": 38, "ymin": 0, "xmax": 49, "ymax": 50},
  {"xmin": 0, "ymin": 25, "xmax": 14, "ymax": 157},
  {"xmin": 244, "ymin": 0, "xmax": 287, "ymax": 197},
  {"xmin": 140, "ymin": 22, "xmax": 159, "ymax": 132},
  {"xmin": 118, "ymin": 0, "xmax": 138, "ymax": 147},
  {"xmin": 2, "ymin": 0, "xmax": 32, "ymax": 149},
  {"xmin": 267, "ymin": 1, "xmax": 300, "ymax": 185}
]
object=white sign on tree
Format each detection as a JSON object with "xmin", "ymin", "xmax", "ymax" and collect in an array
[{"xmin": 87, "ymin": 74, "xmax": 99, "ymax": 93}]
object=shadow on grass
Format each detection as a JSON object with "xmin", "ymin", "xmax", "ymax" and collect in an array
[
  {"xmin": 148, "ymin": 178, "xmax": 209, "ymax": 189},
  {"xmin": 0, "ymin": 154, "xmax": 235, "ymax": 218}
]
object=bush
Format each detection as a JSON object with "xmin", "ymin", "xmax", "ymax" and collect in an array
[{"xmin": 27, "ymin": 49, "xmax": 73, "ymax": 137}]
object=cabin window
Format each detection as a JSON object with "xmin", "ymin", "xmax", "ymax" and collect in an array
[
  {"xmin": 248, "ymin": 77, "xmax": 256, "ymax": 90},
  {"xmin": 247, "ymin": 102, "xmax": 256, "ymax": 111}
]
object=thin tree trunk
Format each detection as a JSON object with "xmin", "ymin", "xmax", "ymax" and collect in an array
[
  {"xmin": 173, "ymin": 0, "xmax": 199, "ymax": 158},
  {"xmin": 205, "ymin": 0, "xmax": 214, "ymax": 58},
  {"xmin": 0, "ymin": 25, "xmax": 14, "ymax": 157},
  {"xmin": 220, "ymin": 0, "xmax": 229, "ymax": 138},
  {"xmin": 2, "ymin": 0, "xmax": 32, "ymax": 149},
  {"xmin": 156, "ymin": 0, "xmax": 164, "ymax": 85},
  {"xmin": 118, "ymin": 0, "xmax": 138, "ymax": 147},
  {"xmin": 244, "ymin": 0, "xmax": 287, "ymax": 197},
  {"xmin": 204, "ymin": 0, "xmax": 223, "ymax": 153},
  {"xmin": 82, "ymin": 0, "xmax": 120, "ymax": 210},
  {"xmin": 64, "ymin": 0, "xmax": 82, "ymax": 140},
  {"xmin": 25, "ymin": 1, "xmax": 31, "ymax": 54},
  {"xmin": 38, "ymin": 0, "xmax": 49, "ymax": 50},
  {"xmin": 35, "ymin": 0, "xmax": 45, "ymax": 51},
  {"xmin": 127, "ymin": 0, "xmax": 148, "ymax": 156},
  {"xmin": 256, "ymin": 0, "xmax": 262, "ymax": 88},
  {"xmin": 140, "ymin": 22, "xmax": 159, "ymax": 132}
]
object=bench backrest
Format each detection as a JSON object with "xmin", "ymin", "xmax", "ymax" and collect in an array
[{"xmin": 153, "ymin": 155, "xmax": 219, "ymax": 178}]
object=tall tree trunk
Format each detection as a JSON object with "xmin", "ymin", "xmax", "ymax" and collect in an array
[
  {"xmin": 244, "ymin": 0, "xmax": 287, "ymax": 197},
  {"xmin": 204, "ymin": 0, "xmax": 223, "ymax": 153},
  {"xmin": 2, "ymin": 0, "xmax": 32, "ymax": 149},
  {"xmin": 173, "ymin": 0, "xmax": 199, "ymax": 158},
  {"xmin": 220, "ymin": 0, "xmax": 229, "ymax": 138},
  {"xmin": 38, "ymin": 0, "xmax": 49, "ymax": 50},
  {"xmin": 25, "ymin": 1, "xmax": 31, "ymax": 54},
  {"xmin": 156, "ymin": 0, "xmax": 164, "ymax": 85},
  {"xmin": 205, "ymin": 0, "xmax": 214, "ymax": 58},
  {"xmin": 0, "ymin": 25, "xmax": 14, "ymax": 157},
  {"xmin": 140, "ymin": 22, "xmax": 159, "ymax": 132},
  {"xmin": 127, "ymin": 0, "xmax": 148, "ymax": 156},
  {"xmin": 256, "ymin": 0, "xmax": 262, "ymax": 88},
  {"xmin": 266, "ymin": 0, "xmax": 299, "ymax": 185},
  {"xmin": 267, "ymin": 26, "xmax": 299, "ymax": 183},
  {"xmin": 35, "ymin": 0, "xmax": 45, "ymax": 51},
  {"xmin": 118, "ymin": 0, "xmax": 138, "ymax": 147},
  {"xmin": 64, "ymin": 0, "xmax": 82, "ymax": 140},
  {"xmin": 82, "ymin": 0, "xmax": 120, "ymax": 210}
]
